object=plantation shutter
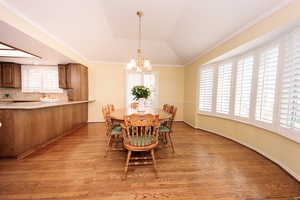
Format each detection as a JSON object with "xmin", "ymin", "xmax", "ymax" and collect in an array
[
  {"xmin": 234, "ymin": 56, "xmax": 254, "ymax": 118},
  {"xmin": 41, "ymin": 67, "xmax": 60, "ymax": 93},
  {"xmin": 280, "ymin": 28, "xmax": 300, "ymax": 130},
  {"xmin": 255, "ymin": 46, "xmax": 279, "ymax": 123},
  {"xmin": 216, "ymin": 63, "xmax": 232, "ymax": 114},
  {"xmin": 21, "ymin": 65, "xmax": 62, "ymax": 93},
  {"xmin": 143, "ymin": 73, "xmax": 158, "ymax": 107},
  {"xmin": 199, "ymin": 66, "xmax": 214, "ymax": 112}
]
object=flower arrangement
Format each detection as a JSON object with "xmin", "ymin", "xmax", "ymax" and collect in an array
[{"xmin": 131, "ymin": 86, "xmax": 151, "ymax": 100}]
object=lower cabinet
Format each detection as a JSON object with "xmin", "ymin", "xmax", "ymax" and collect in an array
[{"xmin": 0, "ymin": 103, "xmax": 88, "ymax": 158}]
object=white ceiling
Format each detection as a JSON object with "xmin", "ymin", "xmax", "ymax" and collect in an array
[
  {"xmin": 1, "ymin": 0, "xmax": 287, "ymax": 65},
  {"xmin": 0, "ymin": 21, "xmax": 73, "ymax": 65}
]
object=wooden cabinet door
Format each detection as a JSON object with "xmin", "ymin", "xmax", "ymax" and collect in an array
[
  {"xmin": 80, "ymin": 66, "xmax": 88, "ymax": 101},
  {"xmin": 12, "ymin": 64, "xmax": 21, "ymax": 88},
  {"xmin": 2, "ymin": 63, "xmax": 13, "ymax": 87},
  {"xmin": 65, "ymin": 64, "xmax": 72, "ymax": 89},
  {"xmin": 65, "ymin": 63, "xmax": 88, "ymax": 101},
  {"xmin": 0, "ymin": 65, "xmax": 2, "ymax": 88},
  {"xmin": 58, "ymin": 64, "xmax": 67, "ymax": 89},
  {"xmin": 1, "ymin": 63, "xmax": 21, "ymax": 88}
]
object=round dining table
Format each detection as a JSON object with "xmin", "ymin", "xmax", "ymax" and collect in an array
[{"xmin": 110, "ymin": 107, "xmax": 172, "ymax": 121}]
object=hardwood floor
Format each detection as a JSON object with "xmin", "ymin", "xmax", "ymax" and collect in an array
[{"xmin": 0, "ymin": 122, "xmax": 299, "ymax": 200}]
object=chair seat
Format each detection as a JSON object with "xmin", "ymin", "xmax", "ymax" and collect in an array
[
  {"xmin": 159, "ymin": 125, "xmax": 171, "ymax": 132},
  {"xmin": 112, "ymin": 126, "xmax": 122, "ymax": 135},
  {"xmin": 112, "ymin": 122, "xmax": 120, "ymax": 127}
]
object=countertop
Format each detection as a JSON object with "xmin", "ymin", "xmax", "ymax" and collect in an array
[
  {"xmin": 0, "ymin": 100, "xmax": 95, "ymax": 110},
  {"xmin": 0, "ymin": 99, "xmax": 40, "ymax": 102}
]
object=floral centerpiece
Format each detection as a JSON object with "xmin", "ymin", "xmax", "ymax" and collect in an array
[{"xmin": 131, "ymin": 86, "xmax": 151, "ymax": 110}]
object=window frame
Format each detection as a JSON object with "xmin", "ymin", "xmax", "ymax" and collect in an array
[
  {"xmin": 197, "ymin": 28, "xmax": 300, "ymax": 143},
  {"xmin": 215, "ymin": 60, "xmax": 234, "ymax": 118},
  {"xmin": 233, "ymin": 53, "xmax": 255, "ymax": 122},
  {"xmin": 198, "ymin": 65, "xmax": 216, "ymax": 115},
  {"xmin": 125, "ymin": 71, "xmax": 159, "ymax": 108},
  {"xmin": 21, "ymin": 65, "xmax": 63, "ymax": 94}
]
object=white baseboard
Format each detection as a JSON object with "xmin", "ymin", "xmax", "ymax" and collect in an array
[
  {"xmin": 183, "ymin": 121, "xmax": 196, "ymax": 128},
  {"xmin": 183, "ymin": 121, "xmax": 300, "ymax": 182}
]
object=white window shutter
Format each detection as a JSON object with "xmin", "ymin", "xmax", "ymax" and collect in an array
[
  {"xmin": 143, "ymin": 73, "xmax": 158, "ymax": 107},
  {"xmin": 41, "ymin": 67, "xmax": 61, "ymax": 93},
  {"xmin": 234, "ymin": 56, "xmax": 254, "ymax": 118},
  {"xmin": 21, "ymin": 65, "xmax": 62, "ymax": 93},
  {"xmin": 280, "ymin": 28, "xmax": 300, "ymax": 130},
  {"xmin": 199, "ymin": 66, "xmax": 214, "ymax": 112},
  {"xmin": 255, "ymin": 46, "xmax": 279, "ymax": 123},
  {"xmin": 216, "ymin": 63, "xmax": 232, "ymax": 114}
]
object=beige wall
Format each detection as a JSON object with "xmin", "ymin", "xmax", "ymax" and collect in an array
[
  {"xmin": 88, "ymin": 63, "xmax": 184, "ymax": 122},
  {"xmin": 183, "ymin": 1, "xmax": 300, "ymax": 181}
]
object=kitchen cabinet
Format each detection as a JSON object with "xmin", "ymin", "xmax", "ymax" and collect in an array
[
  {"xmin": 0, "ymin": 65, "xmax": 2, "ymax": 88},
  {"xmin": 58, "ymin": 63, "xmax": 88, "ymax": 101},
  {"xmin": 58, "ymin": 64, "xmax": 67, "ymax": 89},
  {"xmin": 0, "ymin": 62, "xmax": 21, "ymax": 88}
]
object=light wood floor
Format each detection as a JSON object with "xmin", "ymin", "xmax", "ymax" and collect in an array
[{"xmin": 0, "ymin": 122, "xmax": 299, "ymax": 200}]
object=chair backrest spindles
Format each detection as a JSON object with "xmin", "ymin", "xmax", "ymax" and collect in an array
[{"xmin": 123, "ymin": 114, "xmax": 159, "ymax": 147}]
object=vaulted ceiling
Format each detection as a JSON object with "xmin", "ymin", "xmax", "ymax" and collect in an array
[{"xmin": 1, "ymin": 0, "xmax": 287, "ymax": 65}]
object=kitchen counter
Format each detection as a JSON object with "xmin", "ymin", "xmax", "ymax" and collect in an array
[
  {"xmin": 0, "ymin": 100, "xmax": 93, "ymax": 159},
  {"xmin": 0, "ymin": 100, "xmax": 94, "ymax": 110},
  {"xmin": 0, "ymin": 99, "xmax": 40, "ymax": 102}
]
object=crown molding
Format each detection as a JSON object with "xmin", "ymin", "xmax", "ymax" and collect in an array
[{"xmin": 184, "ymin": 0, "xmax": 296, "ymax": 66}]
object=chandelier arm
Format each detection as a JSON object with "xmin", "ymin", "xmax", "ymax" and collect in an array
[{"xmin": 139, "ymin": 12, "xmax": 142, "ymax": 51}]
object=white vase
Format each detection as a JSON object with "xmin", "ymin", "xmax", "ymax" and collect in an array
[{"xmin": 137, "ymin": 98, "xmax": 146, "ymax": 112}]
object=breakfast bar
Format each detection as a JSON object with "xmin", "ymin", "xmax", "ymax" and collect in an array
[{"xmin": 0, "ymin": 101, "xmax": 91, "ymax": 158}]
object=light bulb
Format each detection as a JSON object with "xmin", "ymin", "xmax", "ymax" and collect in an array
[
  {"xmin": 130, "ymin": 59, "xmax": 136, "ymax": 67},
  {"xmin": 126, "ymin": 63, "xmax": 133, "ymax": 70},
  {"xmin": 137, "ymin": 67, "xmax": 142, "ymax": 72},
  {"xmin": 144, "ymin": 59, "xmax": 152, "ymax": 70}
]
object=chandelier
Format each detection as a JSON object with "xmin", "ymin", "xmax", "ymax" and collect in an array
[{"xmin": 126, "ymin": 11, "xmax": 152, "ymax": 72}]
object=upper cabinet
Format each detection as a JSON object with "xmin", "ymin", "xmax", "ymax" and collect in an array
[
  {"xmin": 58, "ymin": 63, "xmax": 88, "ymax": 101},
  {"xmin": 0, "ymin": 65, "xmax": 2, "ymax": 88},
  {"xmin": 0, "ymin": 62, "xmax": 21, "ymax": 88},
  {"xmin": 58, "ymin": 64, "xmax": 67, "ymax": 89}
]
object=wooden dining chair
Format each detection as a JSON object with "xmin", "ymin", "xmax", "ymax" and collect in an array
[
  {"xmin": 122, "ymin": 114, "xmax": 160, "ymax": 179},
  {"xmin": 163, "ymin": 104, "xmax": 169, "ymax": 112},
  {"xmin": 102, "ymin": 106, "xmax": 122, "ymax": 157},
  {"xmin": 104, "ymin": 104, "xmax": 120, "ymax": 128},
  {"xmin": 159, "ymin": 106, "xmax": 177, "ymax": 153},
  {"xmin": 108, "ymin": 104, "xmax": 115, "ymax": 112},
  {"xmin": 102, "ymin": 105, "xmax": 111, "ymax": 136}
]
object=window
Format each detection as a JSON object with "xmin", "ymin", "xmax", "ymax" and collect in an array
[
  {"xmin": 216, "ymin": 63, "xmax": 232, "ymax": 114},
  {"xmin": 126, "ymin": 72, "xmax": 158, "ymax": 107},
  {"xmin": 199, "ymin": 66, "xmax": 214, "ymax": 112},
  {"xmin": 196, "ymin": 25, "xmax": 300, "ymax": 142},
  {"xmin": 255, "ymin": 46, "xmax": 279, "ymax": 123},
  {"xmin": 234, "ymin": 56, "xmax": 254, "ymax": 118},
  {"xmin": 280, "ymin": 28, "xmax": 300, "ymax": 130},
  {"xmin": 22, "ymin": 65, "xmax": 62, "ymax": 93}
]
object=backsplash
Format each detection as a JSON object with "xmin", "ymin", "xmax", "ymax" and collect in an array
[{"xmin": 0, "ymin": 88, "xmax": 68, "ymax": 101}]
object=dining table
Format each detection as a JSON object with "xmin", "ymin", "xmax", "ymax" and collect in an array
[{"xmin": 110, "ymin": 107, "xmax": 172, "ymax": 122}]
